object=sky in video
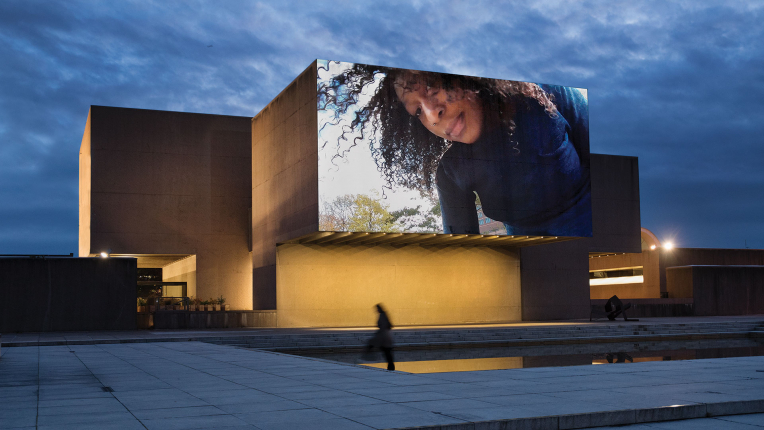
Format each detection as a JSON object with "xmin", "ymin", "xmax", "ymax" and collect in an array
[{"xmin": 1, "ymin": 0, "xmax": 762, "ymax": 253}]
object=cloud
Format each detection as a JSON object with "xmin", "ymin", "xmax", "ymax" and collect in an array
[{"xmin": 0, "ymin": 0, "xmax": 762, "ymax": 252}]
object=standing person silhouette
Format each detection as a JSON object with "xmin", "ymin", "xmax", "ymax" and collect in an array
[{"xmin": 366, "ymin": 304, "xmax": 395, "ymax": 370}]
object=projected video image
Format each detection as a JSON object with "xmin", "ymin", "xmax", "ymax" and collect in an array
[{"xmin": 317, "ymin": 60, "xmax": 592, "ymax": 237}]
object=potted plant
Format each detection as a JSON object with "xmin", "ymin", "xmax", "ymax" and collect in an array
[
  {"xmin": 217, "ymin": 295, "xmax": 230, "ymax": 311},
  {"xmin": 137, "ymin": 297, "xmax": 147, "ymax": 313},
  {"xmin": 213, "ymin": 296, "xmax": 221, "ymax": 311}
]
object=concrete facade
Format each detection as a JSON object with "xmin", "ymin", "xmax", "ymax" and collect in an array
[
  {"xmin": 590, "ymin": 240, "xmax": 764, "ymax": 302},
  {"xmin": 520, "ymin": 154, "xmax": 643, "ymax": 320},
  {"xmin": 79, "ymin": 106, "xmax": 252, "ymax": 309},
  {"xmin": 276, "ymin": 244, "xmax": 521, "ymax": 327},
  {"xmin": 660, "ymin": 248, "xmax": 764, "ymax": 294},
  {"xmin": 251, "ymin": 62, "xmax": 318, "ymax": 310},
  {"xmin": 589, "ymin": 228, "xmax": 662, "ymax": 299},
  {"xmin": 667, "ymin": 265, "xmax": 764, "ymax": 315},
  {"xmin": 587, "ymin": 154, "xmax": 642, "ymax": 254},
  {"xmin": 0, "ymin": 257, "xmax": 136, "ymax": 332}
]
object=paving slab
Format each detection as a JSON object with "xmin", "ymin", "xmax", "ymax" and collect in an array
[{"xmin": 1, "ymin": 336, "xmax": 764, "ymax": 429}]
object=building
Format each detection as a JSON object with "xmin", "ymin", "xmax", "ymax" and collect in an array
[
  {"xmin": 590, "ymin": 228, "xmax": 764, "ymax": 316},
  {"xmin": 79, "ymin": 106, "xmax": 253, "ymax": 309},
  {"xmin": 79, "ymin": 61, "xmax": 644, "ymax": 327}
]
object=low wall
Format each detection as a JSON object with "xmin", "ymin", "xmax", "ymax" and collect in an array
[
  {"xmin": 667, "ymin": 265, "xmax": 764, "ymax": 316},
  {"xmin": 590, "ymin": 282, "xmax": 660, "ymax": 300},
  {"xmin": 150, "ymin": 310, "xmax": 277, "ymax": 329},
  {"xmin": 590, "ymin": 298, "xmax": 694, "ymax": 318},
  {"xmin": 0, "ymin": 257, "xmax": 136, "ymax": 332}
]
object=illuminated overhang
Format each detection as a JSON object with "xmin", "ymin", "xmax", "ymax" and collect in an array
[
  {"xmin": 279, "ymin": 231, "xmax": 578, "ymax": 247},
  {"xmin": 100, "ymin": 254, "xmax": 192, "ymax": 268}
]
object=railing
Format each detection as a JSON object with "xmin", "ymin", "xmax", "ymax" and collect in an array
[{"xmin": 138, "ymin": 297, "xmax": 230, "ymax": 312}]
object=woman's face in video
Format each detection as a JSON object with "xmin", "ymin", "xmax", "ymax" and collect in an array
[{"xmin": 394, "ymin": 74, "xmax": 483, "ymax": 144}]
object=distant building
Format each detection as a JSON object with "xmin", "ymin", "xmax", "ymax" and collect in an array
[{"xmin": 590, "ymin": 228, "xmax": 764, "ymax": 315}]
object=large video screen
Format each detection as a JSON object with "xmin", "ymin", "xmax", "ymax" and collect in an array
[{"xmin": 317, "ymin": 60, "xmax": 592, "ymax": 237}]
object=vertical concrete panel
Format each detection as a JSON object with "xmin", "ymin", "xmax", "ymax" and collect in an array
[
  {"xmin": 659, "ymin": 248, "xmax": 764, "ymax": 293},
  {"xmin": 665, "ymin": 266, "xmax": 694, "ymax": 298},
  {"xmin": 587, "ymin": 154, "xmax": 641, "ymax": 254},
  {"xmin": 252, "ymin": 62, "xmax": 318, "ymax": 310},
  {"xmin": 691, "ymin": 266, "xmax": 764, "ymax": 316},
  {"xmin": 520, "ymin": 240, "xmax": 590, "ymax": 320},
  {"xmin": 79, "ymin": 108, "xmax": 92, "ymax": 257},
  {"xmin": 520, "ymin": 154, "xmax": 642, "ymax": 320},
  {"xmin": 276, "ymin": 244, "xmax": 521, "ymax": 327}
]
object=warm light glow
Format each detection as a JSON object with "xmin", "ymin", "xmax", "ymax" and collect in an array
[
  {"xmin": 589, "ymin": 275, "xmax": 644, "ymax": 286},
  {"xmin": 100, "ymin": 251, "xmax": 109, "ymax": 258},
  {"xmin": 663, "ymin": 242, "xmax": 674, "ymax": 250},
  {"xmin": 650, "ymin": 245, "xmax": 656, "ymax": 250}
]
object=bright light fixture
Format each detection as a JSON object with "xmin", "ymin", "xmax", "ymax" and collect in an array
[
  {"xmin": 100, "ymin": 251, "xmax": 109, "ymax": 258},
  {"xmin": 663, "ymin": 242, "xmax": 674, "ymax": 250},
  {"xmin": 650, "ymin": 245, "xmax": 656, "ymax": 250}
]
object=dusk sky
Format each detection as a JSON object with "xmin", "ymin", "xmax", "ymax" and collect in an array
[{"xmin": 1, "ymin": 0, "xmax": 762, "ymax": 254}]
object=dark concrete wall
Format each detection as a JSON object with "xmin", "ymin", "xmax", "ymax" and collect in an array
[
  {"xmin": 665, "ymin": 266, "xmax": 694, "ymax": 298},
  {"xmin": 521, "ymin": 240, "xmax": 590, "ymax": 320},
  {"xmin": 81, "ymin": 106, "xmax": 252, "ymax": 309},
  {"xmin": 0, "ymin": 257, "xmax": 136, "ymax": 332},
  {"xmin": 667, "ymin": 265, "xmax": 764, "ymax": 316},
  {"xmin": 520, "ymin": 154, "xmax": 642, "ymax": 320},
  {"xmin": 660, "ymin": 248, "xmax": 764, "ymax": 294},
  {"xmin": 587, "ymin": 154, "xmax": 641, "ymax": 254},
  {"xmin": 251, "ymin": 62, "xmax": 318, "ymax": 310}
]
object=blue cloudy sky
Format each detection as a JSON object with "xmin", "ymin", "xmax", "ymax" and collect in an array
[{"xmin": 1, "ymin": 0, "xmax": 762, "ymax": 253}]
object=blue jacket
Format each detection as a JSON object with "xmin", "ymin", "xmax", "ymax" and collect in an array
[{"xmin": 435, "ymin": 85, "xmax": 592, "ymax": 237}]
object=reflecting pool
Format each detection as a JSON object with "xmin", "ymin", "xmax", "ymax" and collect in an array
[{"xmin": 284, "ymin": 338, "xmax": 764, "ymax": 373}]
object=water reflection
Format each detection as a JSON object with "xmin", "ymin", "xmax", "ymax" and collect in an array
[{"xmin": 288, "ymin": 338, "xmax": 764, "ymax": 374}]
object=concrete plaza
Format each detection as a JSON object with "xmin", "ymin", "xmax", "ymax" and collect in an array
[{"xmin": 1, "ymin": 330, "xmax": 764, "ymax": 430}]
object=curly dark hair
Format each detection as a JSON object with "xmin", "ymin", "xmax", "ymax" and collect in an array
[{"xmin": 317, "ymin": 61, "xmax": 557, "ymax": 193}]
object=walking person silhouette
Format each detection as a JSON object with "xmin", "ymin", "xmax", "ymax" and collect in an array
[{"xmin": 365, "ymin": 304, "xmax": 395, "ymax": 371}]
